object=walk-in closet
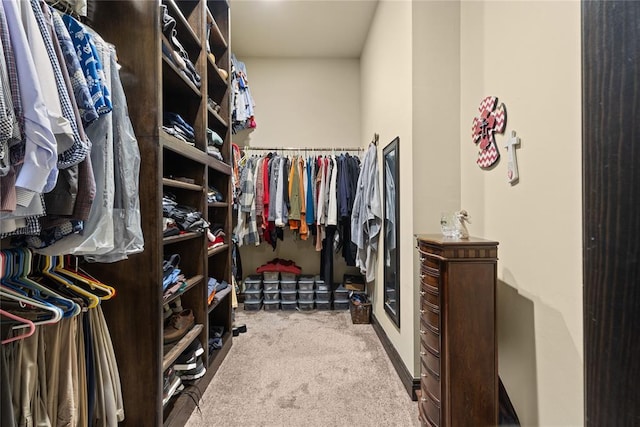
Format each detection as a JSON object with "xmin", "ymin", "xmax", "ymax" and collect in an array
[{"xmin": 2, "ymin": 0, "xmax": 608, "ymax": 426}]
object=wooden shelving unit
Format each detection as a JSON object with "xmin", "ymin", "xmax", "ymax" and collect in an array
[{"xmin": 87, "ymin": 1, "xmax": 233, "ymax": 425}]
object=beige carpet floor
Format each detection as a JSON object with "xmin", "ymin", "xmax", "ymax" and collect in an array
[{"xmin": 185, "ymin": 308, "xmax": 419, "ymax": 427}]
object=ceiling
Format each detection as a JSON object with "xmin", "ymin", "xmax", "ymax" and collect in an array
[{"xmin": 230, "ymin": 0, "xmax": 379, "ymax": 58}]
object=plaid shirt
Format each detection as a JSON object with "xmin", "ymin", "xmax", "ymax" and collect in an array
[{"xmin": 234, "ymin": 158, "xmax": 259, "ymax": 246}]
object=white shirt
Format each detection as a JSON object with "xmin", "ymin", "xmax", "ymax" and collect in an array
[{"xmin": 3, "ymin": 0, "xmax": 58, "ymax": 206}]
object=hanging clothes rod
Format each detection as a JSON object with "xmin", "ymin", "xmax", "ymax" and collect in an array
[{"xmin": 243, "ymin": 146, "xmax": 365, "ymax": 152}]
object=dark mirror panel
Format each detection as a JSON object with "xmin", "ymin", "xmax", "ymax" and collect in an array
[{"xmin": 383, "ymin": 137, "xmax": 400, "ymax": 327}]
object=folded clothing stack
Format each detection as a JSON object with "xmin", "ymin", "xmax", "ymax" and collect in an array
[
  {"xmin": 208, "ymin": 277, "xmax": 230, "ymax": 305},
  {"xmin": 256, "ymin": 258, "xmax": 302, "ymax": 275},
  {"xmin": 207, "ymin": 186, "xmax": 224, "ymax": 203},
  {"xmin": 161, "ymin": 5, "xmax": 201, "ymax": 88},
  {"xmin": 163, "ymin": 193, "xmax": 209, "ymax": 234},
  {"xmin": 163, "ymin": 112, "xmax": 195, "ymax": 145},
  {"xmin": 207, "ymin": 224, "xmax": 225, "ymax": 249}
]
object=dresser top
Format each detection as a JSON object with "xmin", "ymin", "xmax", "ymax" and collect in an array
[{"xmin": 415, "ymin": 234, "xmax": 499, "ymax": 246}]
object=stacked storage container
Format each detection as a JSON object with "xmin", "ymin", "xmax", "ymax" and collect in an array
[
  {"xmin": 263, "ymin": 272, "xmax": 280, "ymax": 311},
  {"xmin": 297, "ymin": 275, "xmax": 315, "ymax": 310},
  {"xmin": 333, "ymin": 284, "xmax": 350, "ymax": 310},
  {"xmin": 244, "ymin": 275, "xmax": 263, "ymax": 310},
  {"xmin": 312, "ymin": 275, "xmax": 331, "ymax": 310},
  {"xmin": 280, "ymin": 273, "xmax": 297, "ymax": 310}
]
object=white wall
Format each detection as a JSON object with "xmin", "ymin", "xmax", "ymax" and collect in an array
[
  {"xmin": 360, "ymin": 0, "xmax": 415, "ymax": 374},
  {"xmin": 233, "ymin": 58, "xmax": 362, "ymax": 281},
  {"xmin": 460, "ymin": 1, "xmax": 583, "ymax": 425},
  {"xmin": 233, "ymin": 58, "xmax": 361, "ymax": 150},
  {"xmin": 411, "ymin": 0, "xmax": 461, "ymax": 375}
]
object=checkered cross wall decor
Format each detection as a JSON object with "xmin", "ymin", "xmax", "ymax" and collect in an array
[{"xmin": 472, "ymin": 96, "xmax": 507, "ymax": 169}]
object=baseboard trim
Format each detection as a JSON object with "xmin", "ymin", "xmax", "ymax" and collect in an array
[{"xmin": 371, "ymin": 313, "xmax": 420, "ymax": 401}]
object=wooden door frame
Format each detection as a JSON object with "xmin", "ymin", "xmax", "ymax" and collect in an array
[{"xmin": 582, "ymin": 1, "xmax": 640, "ymax": 425}]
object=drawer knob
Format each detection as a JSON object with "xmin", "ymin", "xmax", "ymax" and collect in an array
[
  {"xmin": 420, "ymin": 351, "xmax": 426, "ymax": 356},
  {"xmin": 420, "ymin": 291, "xmax": 426, "ymax": 296}
]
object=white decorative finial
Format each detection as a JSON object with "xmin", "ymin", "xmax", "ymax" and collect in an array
[{"xmin": 504, "ymin": 130, "xmax": 521, "ymax": 184}]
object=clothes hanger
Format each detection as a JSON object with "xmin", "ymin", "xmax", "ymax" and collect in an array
[
  {"xmin": 39, "ymin": 255, "xmax": 100, "ymax": 309},
  {"xmin": 1, "ymin": 249, "xmax": 80, "ymax": 318},
  {"xmin": 0, "ymin": 285, "xmax": 63, "ymax": 327},
  {"xmin": 54, "ymin": 256, "xmax": 115, "ymax": 300},
  {"xmin": 1, "ymin": 309, "xmax": 36, "ymax": 344}
]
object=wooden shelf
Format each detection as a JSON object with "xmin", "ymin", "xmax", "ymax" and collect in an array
[
  {"xmin": 162, "ymin": 324, "xmax": 204, "ymax": 372},
  {"xmin": 206, "ymin": 7, "xmax": 227, "ymax": 52},
  {"xmin": 207, "ymin": 55, "xmax": 228, "ymax": 88},
  {"xmin": 161, "ymin": 131, "xmax": 209, "ymax": 163},
  {"xmin": 207, "ymin": 156, "xmax": 232, "ymax": 175},
  {"xmin": 164, "ymin": 0, "xmax": 201, "ymax": 49},
  {"xmin": 164, "ymin": 275, "xmax": 204, "ymax": 305},
  {"xmin": 208, "ymin": 201, "xmax": 228, "ymax": 208},
  {"xmin": 162, "ymin": 177, "xmax": 202, "ymax": 191},
  {"xmin": 163, "ymin": 232, "xmax": 202, "ymax": 245},
  {"xmin": 207, "ymin": 105, "xmax": 228, "ymax": 128},
  {"xmin": 207, "ymin": 285, "xmax": 231, "ymax": 313},
  {"xmin": 207, "ymin": 243, "xmax": 229, "ymax": 258},
  {"xmin": 162, "ymin": 54, "xmax": 201, "ymax": 98}
]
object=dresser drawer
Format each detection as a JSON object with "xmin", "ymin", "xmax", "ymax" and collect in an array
[
  {"xmin": 418, "ymin": 250, "xmax": 441, "ymax": 271},
  {"xmin": 420, "ymin": 320, "xmax": 440, "ymax": 355},
  {"xmin": 423, "ymin": 347, "xmax": 440, "ymax": 378},
  {"xmin": 422, "ymin": 370, "xmax": 441, "ymax": 404},
  {"xmin": 420, "ymin": 284, "xmax": 439, "ymax": 309},
  {"xmin": 421, "ymin": 393, "xmax": 441, "ymax": 427},
  {"xmin": 421, "ymin": 304, "xmax": 439, "ymax": 332},
  {"xmin": 420, "ymin": 268, "xmax": 440, "ymax": 288}
]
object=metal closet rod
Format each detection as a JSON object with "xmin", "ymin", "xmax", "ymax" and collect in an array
[{"xmin": 243, "ymin": 146, "xmax": 364, "ymax": 152}]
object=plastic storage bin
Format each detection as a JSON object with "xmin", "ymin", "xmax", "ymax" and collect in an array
[
  {"xmin": 297, "ymin": 280, "xmax": 314, "ymax": 291},
  {"xmin": 280, "ymin": 291, "xmax": 297, "ymax": 302},
  {"xmin": 315, "ymin": 290, "xmax": 331, "ymax": 301},
  {"xmin": 314, "ymin": 276, "xmax": 329, "ymax": 292},
  {"xmin": 244, "ymin": 275, "xmax": 262, "ymax": 291},
  {"xmin": 244, "ymin": 289, "xmax": 262, "ymax": 302},
  {"xmin": 298, "ymin": 300, "xmax": 315, "ymax": 311},
  {"xmin": 263, "ymin": 271, "xmax": 279, "ymax": 281},
  {"xmin": 280, "ymin": 280, "xmax": 297, "ymax": 292},
  {"xmin": 333, "ymin": 285, "xmax": 349, "ymax": 301},
  {"xmin": 264, "ymin": 289, "xmax": 280, "ymax": 301},
  {"xmin": 263, "ymin": 280, "xmax": 279, "ymax": 291},
  {"xmin": 280, "ymin": 272, "xmax": 297, "ymax": 281},
  {"xmin": 244, "ymin": 299, "xmax": 263, "ymax": 311},
  {"xmin": 264, "ymin": 300, "xmax": 280, "ymax": 311},
  {"xmin": 333, "ymin": 300, "xmax": 350, "ymax": 310},
  {"xmin": 297, "ymin": 290, "xmax": 314, "ymax": 302},
  {"xmin": 298, "ymin": 275, "xmax": 315, "ymax": 291},
  {"xmin": 281, "ymin": 301, "xmax": 298, "ymax": 311},
  {"xmin": 315, "ymin": 300, "xmax": 331, "ymax": 310}
]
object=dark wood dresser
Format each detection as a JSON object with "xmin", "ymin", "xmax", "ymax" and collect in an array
[{"xmin": 416, "ymin": 235, "xmax": 499, "ymax": 427}]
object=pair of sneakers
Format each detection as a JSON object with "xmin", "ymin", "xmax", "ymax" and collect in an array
[{"xmin": 174, "ymin": 340, "xmax": 206, "ymax": 382}]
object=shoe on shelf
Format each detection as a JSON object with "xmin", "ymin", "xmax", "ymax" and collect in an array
[
  {"xmin": 173, "ymin": 340, "xmax": 205, "ymax": 370},
  {"xmin": 179, "ymin": 357, "xmax": 206, "ymax": 382},
  {"xmin": 163, "ymin": 309, "xmax": 195, "ymax": 344}
]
